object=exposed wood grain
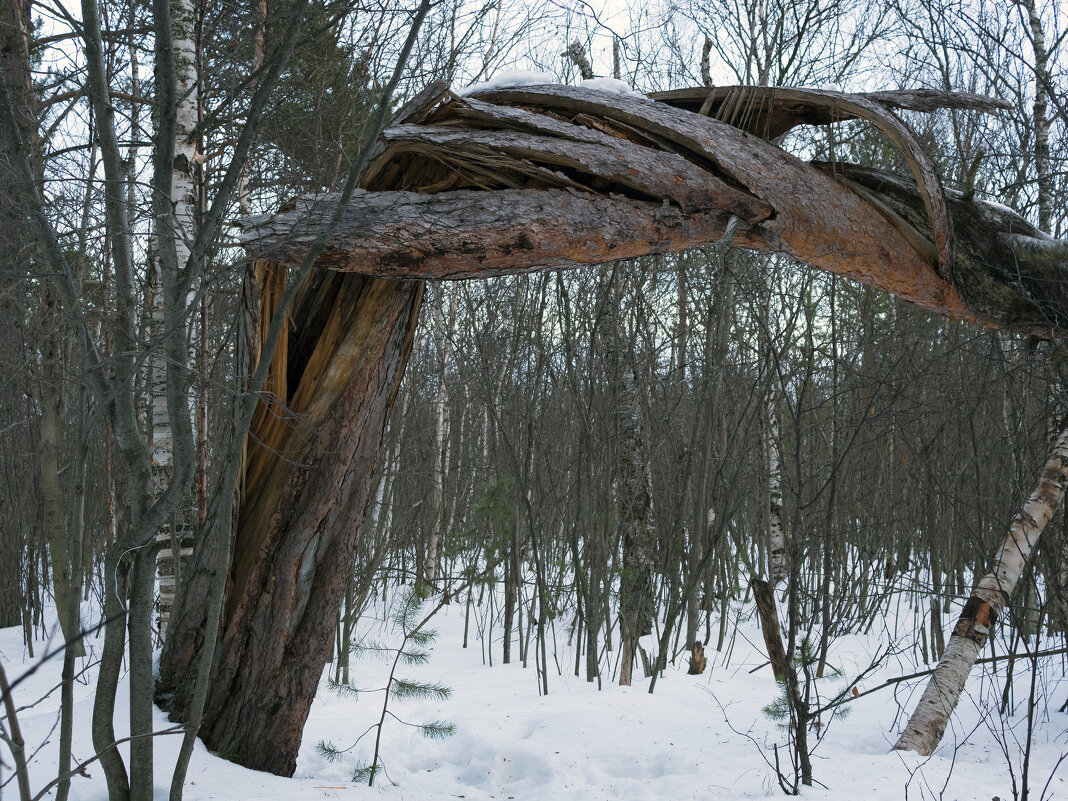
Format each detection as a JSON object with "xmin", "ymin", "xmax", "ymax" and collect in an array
[
  {"xmin": 471, "ymin": 84, "xmax": 956, "ymax": 281},
  {"xmin": 378, "ymin": 124, "xmax": 773, "ymax": 218},
  {"xmin": 651, "ymin": 86, "xmax": 1011, "ymax": 132},
  {"xmin": 194, "ymin": 80, "xmax": 1067, "ymax": 777}
]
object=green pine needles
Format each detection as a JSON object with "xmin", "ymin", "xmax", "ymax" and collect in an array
[
  {"xmin": 316, "ymin": 586, "xmax": 455, "ymax": 786},
  {"xmin": 761, "ymin": 637, "xmax": 851, "ymax": 728}
]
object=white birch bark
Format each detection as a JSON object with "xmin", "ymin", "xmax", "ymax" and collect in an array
[
  {"xmin": 425, "ymin": 286, "xmax": 456, "ymax": 586},
  {"xmin": 894, "ymin": 426, "xmax": 1068, "ymax": 755},
  {"xmin": 149, "ymin": 286, "xmax": 172, "ymax": 478},
  {"xmin": 154, "ymin": 0, "xmax": 199, "ymax": 634},
  {"xmin": 172, "ymin": 0, "xmax": 199, "ymax": 273},
  {"xmin": 150, "ymin": 0, "xmax": 198, "ymax": 477},
  {"xmin": 761, "ymin": 262, "xmax": 787, "ymax": 585}
]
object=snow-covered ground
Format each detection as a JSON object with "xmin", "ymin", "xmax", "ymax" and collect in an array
[{"xmin": 3, "ymin": 592, "xmax": 1067, "ymax": 800}]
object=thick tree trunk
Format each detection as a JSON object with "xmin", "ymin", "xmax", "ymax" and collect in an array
[
  {"xmin": 894, "ymin": 425, "xmax": 1068, "ymax": 755},
  {"xmin": 0, "ymin": 0, "xmax": 36, "ymax": 633},
  {"xmin": 195, "ymin": 81, "xmax": 1068, "ymax": 775},
  {"xmin": 158, "ymin": 269, "xmax": 421, "ymax": 775}
]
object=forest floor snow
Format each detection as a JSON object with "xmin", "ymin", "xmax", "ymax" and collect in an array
[{"xmin": 3, "ymin": 592, "xmax": 1067, "ymax": 801}]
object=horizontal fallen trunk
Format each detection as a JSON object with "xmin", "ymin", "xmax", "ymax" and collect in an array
[{"xmin": 242, "ymin": 84, "xmax": 1067, "ymax": 333}]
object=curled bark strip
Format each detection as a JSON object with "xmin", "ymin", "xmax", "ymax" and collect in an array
[
  {"xmin": 651, "ymin": 86, "xmax": 1011, "ymax": 135},
  {"xmin": 243, "ymin": 83, "xmax": 1068, "ymax": 333},
  {"xmin": 652, "ymin": 85, "xmax": 980, "ymax": 281}
]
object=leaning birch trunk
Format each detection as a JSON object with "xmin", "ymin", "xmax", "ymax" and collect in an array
[{"xmin": 894, "ymin": 425, "xmax": 1068, "ymax": 755}]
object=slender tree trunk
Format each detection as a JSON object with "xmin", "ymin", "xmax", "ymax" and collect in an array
[
  {"xmin": 616, "ymin": 357, "xmax": 655, "ymax": 686},
  {"xmin": 425, "ymin": 287, "xmax": 456, "ymax": 587},
  {"xmin": 57, "ymin": 376, "xmax": 88, "ymax": 801},
  {"xmin": 816, "ymin": 276, "xmax": 838, "ymax": 677},
  {"xmin": 1023, "ymin": 0, "xmax": 1050, "ymax": 234},
  {"xmin": 761, "ymin": 262, "xmax": 788, "ymax": 585},
  {"xmin": 39, "ymin": 288, "xmax": 82, "ymax": 654},
  {"xmin": 895, "ymin": 425, "xmax": 1068, "ymax": 755},
  {"xmin": 128, "ymin": 546, "xmax": 158, "ymax": 801},
  {"xmin": 503, "ymin": 526, "xmax": 515, "ymax": 664}
]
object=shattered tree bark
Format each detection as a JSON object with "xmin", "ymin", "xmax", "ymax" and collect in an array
[
  {"xmin": 161, "ymin": 82, "xmax": 1068, "ymax": 774},
  {"xmin": 159, "ymin": 267, "xmax": 421, "ymax": 775}
]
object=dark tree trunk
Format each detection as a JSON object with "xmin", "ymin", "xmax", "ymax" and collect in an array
[
  {"xmin": 0, "ymin": 0, "xmax": 38, "ymax": 632},
  {"xmin": 502, "ymin": 529, "xmax": 515, "ymax": 665},
  {"xmin": 614, "ymin": 358, "xmax": 655, "ymax": 686},
  {"xmin": 159, "ymin": 270, "xmax": 421, "ymax": 775},
  {"xmin": 751, "ymin": 578, "xmax": 789, "ymax": 682}
]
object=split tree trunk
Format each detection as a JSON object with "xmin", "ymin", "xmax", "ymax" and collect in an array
[
  {"xmin": 158, "ymin": 269, "xmax": 421, "ymax": 775},
  {"xmin": 894, "ymin": 425, "xmax": 1068, "ymax": 755},
  {"xmin": 196, "ymin": 82, "xmax": 1068, "ymax": 773}
]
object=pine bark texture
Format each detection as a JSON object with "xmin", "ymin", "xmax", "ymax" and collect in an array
[
  {"xmin": 188, "ymin": 82, "xmax": 1068, "ymax": 773},
  {"xmin": 242, "ymin": 84, "xmax": 1066, "ymax": 335},
  {"xmin": 894, "ymin": 427, "xmax": 1068, "ymax": 755},
  {"xmin": 158, "ymin": 267, "xmax": 421, "ymax": 775}
]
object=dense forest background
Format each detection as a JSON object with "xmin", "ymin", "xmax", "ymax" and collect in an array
[{"xmin": 0, "ymin": 0, "xmax": 1066, "ymax": 798}]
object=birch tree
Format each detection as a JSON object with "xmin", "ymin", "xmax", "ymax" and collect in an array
[{"xmin": 895, "ymin": 426, "xmax": 1068, "ymax": 755}]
